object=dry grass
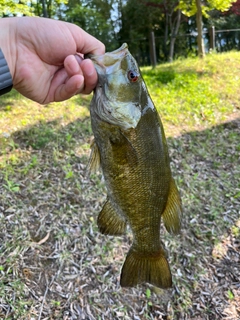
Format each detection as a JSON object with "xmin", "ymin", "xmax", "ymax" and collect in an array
[{"xmin": 0, "ymin": 52, "xmax": 239, "ymax": 319}]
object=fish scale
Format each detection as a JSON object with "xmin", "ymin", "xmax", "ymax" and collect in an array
[{"xmin": 88, "ymin": 43, "xmax": 182, "ymax": 288}]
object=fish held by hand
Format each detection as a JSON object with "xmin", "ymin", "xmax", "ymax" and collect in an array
[{"xmin": 88, "ymin": 43, "xmax": 182, "ymax": 288}]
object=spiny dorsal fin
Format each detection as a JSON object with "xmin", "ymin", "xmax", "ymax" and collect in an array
[{"xmin": 162, "ymin": 177, "xmax": 182, "ymax": 235}]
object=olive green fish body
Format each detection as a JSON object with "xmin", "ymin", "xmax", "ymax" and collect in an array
[{"xmin": 89, "ymin": 44, "xmax": 182, "ymax": 288}]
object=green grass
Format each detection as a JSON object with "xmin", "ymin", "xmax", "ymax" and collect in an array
[
  {"xmin": 0, "ymin": 51, "xmax": 239, "ymax": 319},
  {"xmin": 142, "ymin": 51, "xmax": 240, "ymax": 132}
]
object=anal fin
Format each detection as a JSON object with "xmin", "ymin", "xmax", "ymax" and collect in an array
[
  {"xmin": 98, "ymin": 199, "xmax": 127, "ymax": 235},
  {"xmin": 120, "ymin": 247, "xmax": 172, "ymax": 289},
  {"xmin": 162, "ymin": 177, "xmax": 182, "ymax": 235}
]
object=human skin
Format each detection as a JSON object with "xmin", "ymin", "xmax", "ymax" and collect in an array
[{"xmin": 0, "ymin": 17, "xmax": 105, "ymax": 103}]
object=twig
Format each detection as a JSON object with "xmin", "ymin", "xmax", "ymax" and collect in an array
[{"xmin": 38, "ymin": 274, "xmax": 55, "ymax": 320}]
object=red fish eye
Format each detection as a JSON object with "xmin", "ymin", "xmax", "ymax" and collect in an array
[{"xmin": 128, "ymin": 70, "xmax": 139, "ymax": 82}]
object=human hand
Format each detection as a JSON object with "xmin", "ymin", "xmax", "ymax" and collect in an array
[{"xmin": 0, "ymin": 17, "xmax": 105, "ymax": 103}]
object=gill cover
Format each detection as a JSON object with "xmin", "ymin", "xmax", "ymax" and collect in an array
[{"xmin": 90, "ymin": 43, "xmax": 142, "ymax": 130}]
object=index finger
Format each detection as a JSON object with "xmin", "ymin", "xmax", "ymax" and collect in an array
[{"xmin": 67, "ymin": 23, "xmax": 105, "ymax": 56}]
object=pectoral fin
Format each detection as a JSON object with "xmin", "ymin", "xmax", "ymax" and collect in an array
[
  {"xmin": 87, "ymin": 139, "xmax": 101, "ymax": 173},
  {"xmin": 162, "ymin": 178, "xmax": 182, "ymax": 235},
  {"xmin": 110, "ymin": 130, "xmax": 138, "ymax": 167},
  {"xmin": 98, "ymin": 199, "xmax": 127, "ymax": 235}
]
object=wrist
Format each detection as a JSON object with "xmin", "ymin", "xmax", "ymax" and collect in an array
[{"xmin": 0, "ymin": 48, "xmax": 13, "ymax": 95}]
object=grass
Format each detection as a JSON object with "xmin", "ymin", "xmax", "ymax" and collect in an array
[
  {"xmin": 142, "ymin": 51, "xmax": 240, "ymax": 133},
  {"xmin": 0, "ymin": 51, "xmax": 239, "ymax": 319}
]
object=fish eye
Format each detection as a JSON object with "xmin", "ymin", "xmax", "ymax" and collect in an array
[{"xmin": 128, "ymin": 70, "xmax": 139, "ymax": 82}]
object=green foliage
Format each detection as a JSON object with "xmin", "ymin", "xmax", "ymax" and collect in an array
[
  {"xmin": 207, "ymin": 0, "xmax": 235, "ymax": 11},
  {"xmin": 119, "ymin": 0, "xmax": 167, "ymax": 59},
  {"xmin": 0, "ymin": 0, "xmax": 34, "ymax": 16},
  {"xmin": 65, "ymin": 0, "xmax": 118, "ymax": 50},
  {"xmin": 1, "ymin": 0, "xmax": 239, "ymax": 60},
  {"xmin": 146, "ymin": 288, "xmax": 151, "ymax": 299},
  {"xmin": 32, "ymin": 0, "xmax": 68, "ymax": 18},
  {"xmin": 179, "ymin": 0, "xmax": 234, "ymax": 17},
  {"xmin": 3, "ymin": 175, "xmax": 20, "ymax": 192}
]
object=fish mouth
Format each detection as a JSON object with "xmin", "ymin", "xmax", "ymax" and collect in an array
[{"xmin": 86, "ymin": 43, "xmax": 129, "ymax": 69}]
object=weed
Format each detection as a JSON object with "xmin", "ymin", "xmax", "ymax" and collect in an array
[
  {"xmin": 3, "ymin": 174, "xmax": 20, "ymax": 192},
  {"xmin": 227, "ymin": 289, "xmax": 235, "ymax": 301}
]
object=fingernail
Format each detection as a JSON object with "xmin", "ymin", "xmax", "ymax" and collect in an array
[
  {"xmin": 76, "ymin": 74, "xmax": 84, "ymax": 90},
  {"xmin": 84, "ymin": 59, "xmax": 95, "ymax": 76},
  {"xmin": 74, "ymin": 54, "xmax": 83, "ymax": 65}
]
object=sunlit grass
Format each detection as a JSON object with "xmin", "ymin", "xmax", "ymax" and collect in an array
[
  {"xmin": 141, "ymin": 51, "xmax": 240, "ymax": 132},
  {"xmin": 0, "ymin": 90, "xmax": 91, "ymax": 136}
]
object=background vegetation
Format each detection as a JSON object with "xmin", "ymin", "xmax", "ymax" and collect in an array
[
  {"xmin": 0, "ymin": 0, "xmax": 240, "ymax": 319},
  {"xmin": 0, "ymin": 51, "xmax": 239, "ymax": 319},
  {"xmin": 0, "ymin": 0, "xmax": 240, "ymax": 62}
]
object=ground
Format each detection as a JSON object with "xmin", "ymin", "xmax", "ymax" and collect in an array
[{"xmin": 0, "ymin": 52, "xmax": 239, "ymax": 319}]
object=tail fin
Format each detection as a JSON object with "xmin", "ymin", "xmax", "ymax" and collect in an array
[{"xmin": 120, "ymin": 248, "xmax": 172, "ymax": 288}]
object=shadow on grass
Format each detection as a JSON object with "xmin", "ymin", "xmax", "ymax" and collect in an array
[
  {"xmin": 0, "ymin": 89, "xmax": 22, "ymax": 109},
  {"xmin": 141, "ymin": 65, "xmax": 213, "ymax": 85},
  {"xmin": 0, "ymin": 116, "xmax": 239, "ymax": 319}
]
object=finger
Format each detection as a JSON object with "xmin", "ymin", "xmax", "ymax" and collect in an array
[
  {"xmin": 46, "ymin": 67, "xmax": 84, "ymax": 103},
  {"xmin": 54, "ymin": 74, "xmax": 84, "ymax": 102},
  {"xmin": 67, "ymin": 23, "xmax": 105, "ymax": 55},
  {"xmin": 63, "ymin": 56, "xmax": 97, "ymax": 95},
  {"xmin": 80, "ymin": 59, "xmax": 98, "ymax": 94},
  {"xmin": 64, "ymin": 54, "xmax": 83, "ymax": 77}
]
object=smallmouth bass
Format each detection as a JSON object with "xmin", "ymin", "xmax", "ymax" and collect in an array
[{"xmin": 88, "ymin": 43, "xmax": 182, "ymax": 288}]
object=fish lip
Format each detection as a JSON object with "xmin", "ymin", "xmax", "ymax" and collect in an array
[
  {"xmin": 86, "ymin": 43, "xmax": 129, "ymax": 68},
  {"xmin": 104, "ymin": 43, "xmax": 129, "ymax": 57}
]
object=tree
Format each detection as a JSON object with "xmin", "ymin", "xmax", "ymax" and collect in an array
[
  {"xmin": 32, "ymin": 0, "xmax": 67, "ymax": 18},
  {"xmin": 195, "ymin": 0, "xmax": 205, "ymax": 58},
  {"xmin": 146, "ymin": 1, "xmax": 182, "ymax": 61},
  {"xmin": 64, "ymin": 0, "xmax": 117, "ymax": 50},
  {"xmin": 119, "ymin": 0, "xmax": 158, "ymax": 63},
  {"xmin": 225, "ymin": 0, "xmax": 240, "ymax": 15},
  {"xmin": 0, "ymin": 0, "xmax": 34, "ymax": 17},
  {"xmin": 208, "ymin": 0, "xmax": 240, "ymax": 51},
  {"xmin": 119, "ymin": 0, "xmax": 185, "ymax": 63},
  {"xmin": 179, "ymin": 0, "xmax": 235, "ymax": 57}
]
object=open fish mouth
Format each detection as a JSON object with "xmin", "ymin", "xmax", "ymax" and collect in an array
[
  {"xmin": 87, "ymin": 43, "xmax": 142, "ymax": 130},
  {"xmin": 86, "ymin": 43, "xmax": 129, "ymax": 70}
]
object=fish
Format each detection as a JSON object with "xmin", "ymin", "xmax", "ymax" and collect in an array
[{"xmin": 88, "ymin": 43, "xmax": 182, "ymax": 288}]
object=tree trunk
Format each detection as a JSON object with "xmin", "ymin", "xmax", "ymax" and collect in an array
[
  {"xmin": 195, "ymin": 0, "xmax": 205, "ymax": 58},
  {"xmin": 163, "ymin": 10, "xmax": 169, "ymax": 60},
  {"xmin": 41, "ymin": 0, "xmax": 48, "ymax": 17},
  {"xmin": 169, "ymin": 9, "xmax": 181, "ymax": 62}
]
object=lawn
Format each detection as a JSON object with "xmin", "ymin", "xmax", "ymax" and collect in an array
[{"xmin": 0, "ymin": 51, "xmax": 239, "ymax": 319}]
